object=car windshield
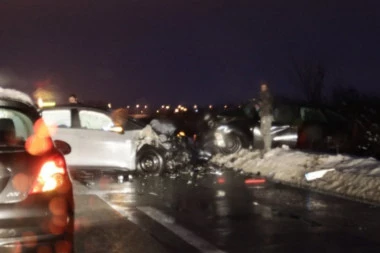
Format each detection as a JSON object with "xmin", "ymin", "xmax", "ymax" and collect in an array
[{"xmin": 0, "ymin": 108, "xmax": 34, "ymax": 147}]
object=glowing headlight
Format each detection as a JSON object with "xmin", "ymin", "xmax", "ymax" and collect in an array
[{"xmin": 177, "ymin": 131, "xmax": 186, "ymax": 137}]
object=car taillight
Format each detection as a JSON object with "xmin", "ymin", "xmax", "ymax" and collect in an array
[
  {"xmin": 30, "ymin": 155, "xmax": 67, "ymax": 194},
  {"xmin": 245, "ymin": 178, "xmax": 266, "ymax": 184},
  {"xmin": 217, "ymin": 177, "xmax": 225, "ymax": 184}
]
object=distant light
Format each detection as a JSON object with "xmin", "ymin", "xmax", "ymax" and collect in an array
[
  {"xmin": 195, "ymin": 109, "xmax": 198, "ymax": 113},
  {"xmin": 156, "ymin": 110, "xmax": 160, "ymax": 113},
  {"xmin": 161, "ymin": 105, "xmax": 165, "ymax": 109},
  {"xmin": 37, "ymin": 97, "xmax": 43, "ymax": 108},
  {"xmin": 184, "ymin": 108, "xmax": 188, "ymax": 112},
  {"xmin": 224, "ymin": 105, "xmax": 228, "ymax": 109},
  {"xmin": 108, "ymin": 103, "xmax": 112, "ymax": 109},
  {"xmin": 136, "ymin": 104, "xmax": 140, "ymax": 108},
  {"xmin": 144, "ymin": 105, "xmax": 148, "ymax": 109},
  {"xmin": 42, "ymin": 101, "xmax": 56, "ymax": 107},
  {"xmin": 165, "ymin": 105, "xmax": 170, "ymax": 109},
  {"xmin": 174, "ymin": 108, "xmax": 179, "ymax": 113},
  {"xmin": 140, "ymin": 110, "xmax": 143, "ymax": 114},
  {"xmin": 193, "ymin": 104, "xmax": 198, "ymax": 109},
  {"xmin": 209, "ymin": 105, "xmax": 213, "ymax": 109},
  {"xmin": 126, "ymin": 105, "xmax": 130, "ymax": 109}
]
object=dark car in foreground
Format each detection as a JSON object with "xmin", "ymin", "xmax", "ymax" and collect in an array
[{"xmin": 0, "ymin": 89, "xmax": 73, "ymax": 253}]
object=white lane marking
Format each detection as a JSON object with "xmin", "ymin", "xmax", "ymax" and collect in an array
[
  {"xmin": 137, "ymin": 206, "xmax": 227, "ymax": 253},
  {"xmin": 95, "ymin": 194, "xmax": 141, "ymax": 225},
  {"xmin": 84, "ymin": 189, "xmax": 135, "ymax": 195}
]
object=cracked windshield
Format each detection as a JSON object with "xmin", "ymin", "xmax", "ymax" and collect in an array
[{"xmin": 0, "ymin": 1, "xmax": 379, "ymax": 252}]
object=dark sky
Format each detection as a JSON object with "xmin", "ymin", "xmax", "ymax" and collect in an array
[{"xmin": 0, "ymin": 0, "xmax": 379, "ymax": 106}]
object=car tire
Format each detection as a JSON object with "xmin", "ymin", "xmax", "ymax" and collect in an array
[
  {"xmin": 220, "ymin": 133, "xmax": 243, "ymax": 155},
  {"xmin": 136, "ymin": 147, "xmax": 165, "ymax": 175}
]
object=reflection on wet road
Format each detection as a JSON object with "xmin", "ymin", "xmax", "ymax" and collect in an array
[{"xmin": 80, "ymin": 173, "xmax": 380, "ymax": 253}]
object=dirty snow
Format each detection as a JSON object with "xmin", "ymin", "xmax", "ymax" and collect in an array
[
  {"xmin": 0, "ymin": 87, "xmax": 34, "ymax": 106},
  {"xmin": 212, "ymin": 147, "xmax": 380, "ymax": 203}
]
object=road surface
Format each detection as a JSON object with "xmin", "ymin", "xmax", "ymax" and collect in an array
[{"xmin": 73, "ymin": 172, "xmax": 380, "ymax": 253}]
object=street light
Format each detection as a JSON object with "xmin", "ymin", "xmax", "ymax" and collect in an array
[{"xmin": 136, "ymin": 104, "xmax": 140, "ymax": 108}]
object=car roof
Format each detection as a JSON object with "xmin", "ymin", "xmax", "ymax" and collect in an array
[
  {"xmin": 0, "ymin": 88, "xmax": 39, "ymax": 119},
  {"xmin": 40, "ymin": 104, "xmax": 111, "ymax": 113},
  {"xmin": 0, "ymin": 87, "xmax": 34, "ymax": 106}
]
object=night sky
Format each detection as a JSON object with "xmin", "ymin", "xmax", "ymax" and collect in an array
[{"xmin": 0, "ymin": 0, "xmax": 379, "ymax": 107}]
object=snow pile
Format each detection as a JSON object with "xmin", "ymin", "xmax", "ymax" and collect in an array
[
  {"xmin": 0, "ymin": 87, "xmax": 34, "ymax": 106},
  {"xmin": 212, "ymin": 147, "xmax": 380, "ymax": 203}
]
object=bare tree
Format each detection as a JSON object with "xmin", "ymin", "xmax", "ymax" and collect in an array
[{"xmin": 290, "ymin": 59, "xmax": 325, "ymax": 104}]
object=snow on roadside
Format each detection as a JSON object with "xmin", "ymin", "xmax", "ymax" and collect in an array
[{"xmin": 211, "ymin": 147, "xmax": 380, "ymax": 204}]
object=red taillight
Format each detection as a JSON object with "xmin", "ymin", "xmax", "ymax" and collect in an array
[
  {"xmin": 30, "ymin": 156, "xmax": 67, "ymax": 194},
  {"xmin": 217, "ymin": 177, "xmax": 225, "ymax": 184},
  {"xmin": 245, "ymin": 178, "xmax": 266, "ymax": 185}
]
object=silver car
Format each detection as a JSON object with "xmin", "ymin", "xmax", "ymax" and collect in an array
[{"xmin": 41, "ymin": 105, "xmax": 143, "ymax": 174}]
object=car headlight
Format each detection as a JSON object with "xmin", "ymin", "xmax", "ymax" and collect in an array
[{"xmin": 177, "ymin": 131, "xmax": 186, "ymax": 137}]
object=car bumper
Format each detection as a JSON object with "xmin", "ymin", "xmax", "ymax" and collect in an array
[{"xmin": 0, "ymin": 191, "xmax": 74, "ymax": 252}]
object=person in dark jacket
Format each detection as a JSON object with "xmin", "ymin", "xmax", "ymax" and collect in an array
[{"xmin": 258, "ymin": 83, "xmax": 273, "ymax": 155}]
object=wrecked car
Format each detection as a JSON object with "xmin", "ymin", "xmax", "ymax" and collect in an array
[
  {"xmin": 41, "ymin": 105, "xmax": 142, "ymax": 176},
  {"xmin": 41, "ymin": 105, "xmax": 207, "ymax": 177},
  {"xmin": 196, "ymin": 98, "xmax": 358, "ymax": 155},
  {"xmin": 136, "ymin": 118, "xmax": 212, "ymax": 175}
]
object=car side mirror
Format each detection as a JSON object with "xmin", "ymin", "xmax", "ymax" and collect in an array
[
  {"xmin": 54, "ymin": 140, "xmax": 71, "ymax": 155},
  {"xmin": 109, "ymin": 125, "xmax": 124, "ymax": 134}
]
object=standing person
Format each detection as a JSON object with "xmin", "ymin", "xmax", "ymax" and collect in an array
[
  {"xmin": 258, "ymin": 83, "xmax": 273, "ymax": 156},
  {"xmin": 68, "ymin": 94, "xmax": 78, "ymax": 104}
]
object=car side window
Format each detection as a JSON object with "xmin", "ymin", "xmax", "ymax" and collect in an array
[
  {"xmin": 300, "ymin": 107, "xmax": 327, "ymax": 123},
  {"xmin": 273, "ymin": 105, "xmax": 298, "ymax": 125},
  {"xmin": 41, "ymin": 110, "xmax": 72, "ymax": 128},
  {"xmin": 79, "ymin": 110, "xmax": 113, "ymax": 130},
  {"xmin": 124, "ymin": 120, "xmax": 142, "ymax": 131}
]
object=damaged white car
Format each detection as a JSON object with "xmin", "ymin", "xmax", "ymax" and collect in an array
[{"xmin": 41, "ymin": 105, "xmax": 168, "ymax": 176}]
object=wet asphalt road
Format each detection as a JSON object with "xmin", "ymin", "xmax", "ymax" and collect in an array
[{"xmin": 73, "ymin": 172, "xmax": 380, "ymax": 253}]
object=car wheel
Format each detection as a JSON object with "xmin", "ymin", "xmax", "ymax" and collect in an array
[
  {"xmin": 220, "ymin": 134, "xmax": 243, "ymax": 155},
  {"xmin": 137, "ymin": 148, "xmax": 165, "ymax": 175}
]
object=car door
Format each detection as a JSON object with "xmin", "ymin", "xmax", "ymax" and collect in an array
[
  {"xmin": 76, "ymin": 109, "xmax": 138, "ymax": 170},
  {"xmin": 41, "ymin": 108, "xmax": 83, "ymax": 165}
]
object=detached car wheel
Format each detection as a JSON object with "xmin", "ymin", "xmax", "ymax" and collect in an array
[
  {"xmin": 220, "ymin": 134, "xmax": 243, "ymax": 155},
  {"xmin": 137, "ymin": 147, "xmax": 165, "ymax": 175}
]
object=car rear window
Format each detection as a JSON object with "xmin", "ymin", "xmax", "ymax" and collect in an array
[{"xmin": 0, "ymin": 108, "xmax": 34, "ymax": 147}]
